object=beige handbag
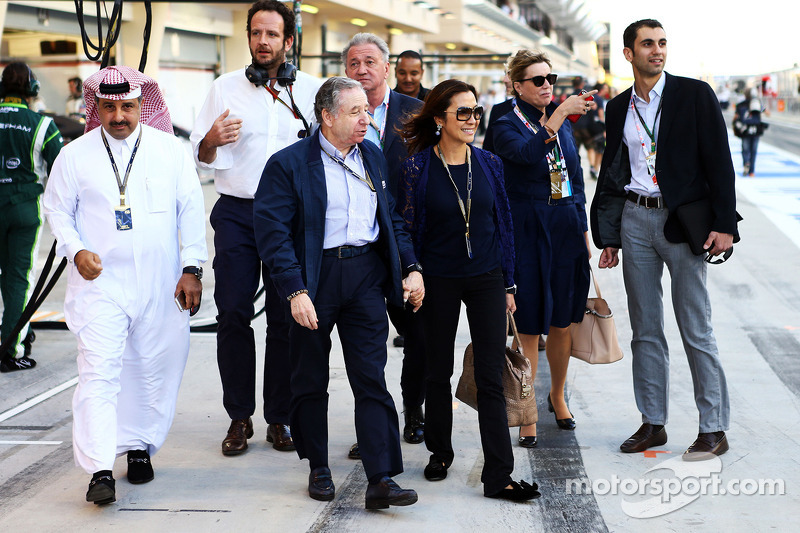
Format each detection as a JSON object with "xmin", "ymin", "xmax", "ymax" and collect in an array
[
  {"xmin": 455, "ymin": 311, "xmax": 538, "ymax": 427},
  {"xmin": 570, "ymin": 268, "xmax": 624, "ymax": 364}
]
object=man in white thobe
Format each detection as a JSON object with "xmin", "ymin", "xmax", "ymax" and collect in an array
[{"xmin": 43, "ymin": 66, "xmax": 207, "ymax": 505}]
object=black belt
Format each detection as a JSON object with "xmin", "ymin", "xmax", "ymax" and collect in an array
[
  {"xmin": 323, "ymin": 243, "xmax": 371, "ymax": 259},
  {"xmin": 627, "ymin": 191, "xmax": 665, "ymax": 209}
]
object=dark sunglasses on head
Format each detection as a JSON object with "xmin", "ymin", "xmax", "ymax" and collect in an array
[
  {"xmin": 517, "ymin": 73, "xmax": 558, "ymax": 87},
  {"xmin": 444, "ymin": 105, "xmax": 484, "ymax": 121}
]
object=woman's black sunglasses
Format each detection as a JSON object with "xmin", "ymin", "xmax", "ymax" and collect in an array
[
  {"xmin": 444, "ymin": 105, "xmax": 484, "ymax": 121},
  {"xmin": 517, "ymin": 74, "xmax": 558, "ymax": 87}
]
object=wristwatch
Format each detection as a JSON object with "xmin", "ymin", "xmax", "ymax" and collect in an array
[
  {"xmin": 183, "ymin": 266, "xmax": 203, "ymax": 281},
  {"xmin": 403, "ymin": 262, "xmax": 423, "ymax": 278},
  {"xmin": 506, "ymin": 284, "xmax": 517, "ymax": 295}
]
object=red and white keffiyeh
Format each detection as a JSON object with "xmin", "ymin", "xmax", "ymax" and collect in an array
[{"xmin": 83, "ymin": 66, "xmax": 172, "ymax": 135}]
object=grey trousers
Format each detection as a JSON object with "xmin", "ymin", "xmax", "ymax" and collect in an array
[{"xmin": 620, "ymin": 200, "xmax": 730, "ymax": 433}]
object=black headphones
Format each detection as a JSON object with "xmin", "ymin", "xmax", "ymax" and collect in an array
[
  {"xmin": 245, "ymin": 61, "xmax": 297, "ymax": 88},
  {"xmin": 26, "ymin": 66, "xmax": 40, "ymax": 97},
  {"xmin": 244, "ymin": 61, "xmax": 310, "ymax": 138}
]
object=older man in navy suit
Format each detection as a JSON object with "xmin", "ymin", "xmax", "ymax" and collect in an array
[
  {"xmin": 343, "ymin": 32, "xmax": 427, "ymax": 450},
  {"xmin": 591, "ymin": 19, "xmax": 740, "ymax": 461},
  {"xmin": 254, "ymin": 77, "xmax": 424, "ymax": 509}
]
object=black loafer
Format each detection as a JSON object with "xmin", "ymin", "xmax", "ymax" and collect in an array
[
  {"xmin": 348, "ymin": 442, "xmax": 361, "ymax": 460},
  {"xmin": 365, "ymin": 477, "xmax": 418, "ymax": 509},
  {"xmin": 127, "ymin": 449, "xmax": 154, "ymax": 484},
  {"xmin": 86, "ymin": 471, "xmax": 116, "ymax": 505},
  {"xmin": 683, "ymin": 431, "xmax": 729, "ymax": 461},
  {"xmin": 403, "ymin": 406, "xmax": 425, "ymax": 444},
  {"xmin": 308, "ymin": 466, "xmax": 335, "ymax": 501},
  {"xmin": 423, "ymin": 457, "xmax": 447, "ymax": 481},
  {"xmin": 487, "ymin": 480, "xmax": 541, "ymax": 501},
  {"xmin": 518, "ymin": 436, "xmax": 538, "ymax": 448},
  {"xmin": 620, "ymin": 423, "xmax": 668, "ymax": 453}
]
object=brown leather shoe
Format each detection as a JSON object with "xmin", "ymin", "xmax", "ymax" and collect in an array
[
  {"xmin": 267, "ymin": 423, "xmax": 296, "ymax": 452},
  {"xmin": 620, "ymin": 423, "xmax": 667, "ymax": 453},
  {"xmin": 683, "ymin": 431, "xmax": 728, "ymax": 461},
  {"xmin": 222, "ymin": 417, "xmax": 254, "ymax": 456}
]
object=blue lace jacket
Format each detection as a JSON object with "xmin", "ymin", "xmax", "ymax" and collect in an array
[{"xmin": 398, "ymin": 145, "xmax": 516, "ymax": 288}]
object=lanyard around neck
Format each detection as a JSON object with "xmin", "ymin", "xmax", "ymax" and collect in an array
[
  {"xmin": 321, "ymin": 145, "xmax": 375, "ymax": 192},
  {"xmin": 101, "ymin": 127, "xmax": 142, "ymax": 206},
  {"xmin": 630, "ymin": 91, "xmax": 663, "ymax": 152},
  {"xmin": 436, "ymin": 144, "xmax": 473, "ymax": 259},
  {"xmin": 513, "ymin": 104, "xmax": 566, "ymax": 174},
  {"xmin": 264, "ymin": 83, "xmax": 298, "ymax": 119}
]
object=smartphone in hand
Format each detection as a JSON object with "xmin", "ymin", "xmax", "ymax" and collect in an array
[{"xmin": 567, "ymin": 90, "xmax": 594, "ymax": 123}]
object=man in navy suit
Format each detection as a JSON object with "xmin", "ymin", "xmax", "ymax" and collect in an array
[
  {"xmin": 343, "ymin": 33, "xmax": 427, "ymax": 449},
  {"xmin": 591, "ymin": 19, "xmax": 739, "ymax": 461},
  {"xmin": 254, "ymin": 77, "xmax": 424, "ymax": 508}
]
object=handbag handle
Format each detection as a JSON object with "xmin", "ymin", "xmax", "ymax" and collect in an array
[
  {"xmin": 507, "ymin": 311, "xmax": 523, "ymax": 355},
  {"xmin": 589, "ymin": 265, "xmax": 602, "ymax": 299}
]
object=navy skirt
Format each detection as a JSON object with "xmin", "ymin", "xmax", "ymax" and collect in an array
[{"xmin": 510, "ymin": 197, "xmax": 590, "ymax": 335}]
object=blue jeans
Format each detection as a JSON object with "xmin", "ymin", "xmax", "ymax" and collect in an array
[
  {"xmin": 741, "ymin": 135, "xmax": 759, "ymax": 174},
  {"xmin": 620, "ymin": 200, "xmax": 729, "ymax": 433}
]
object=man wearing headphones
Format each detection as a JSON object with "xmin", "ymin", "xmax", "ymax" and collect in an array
[
  {"xmin": 190, "ymin": 0, "xmax": 322, "ymax": 457},
  {"xmin": 0, "ymin": 62, "xmax": 63, "ymax": 372},
  {"xmin": 65, "ymin": 76, "xmax": 85, "ymax": 117}
]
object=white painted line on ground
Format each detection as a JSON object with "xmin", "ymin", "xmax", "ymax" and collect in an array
[
  {"xmin": 0, "ymin": 441, "xmax": 63, "ymax": 446},
  {"xmin": 0, "ymin": 376, "xmax": 78, "ymax": 423}
]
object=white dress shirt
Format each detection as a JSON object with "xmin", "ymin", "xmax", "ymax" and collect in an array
[
  {"xmin": 44, "ymin": 123, "xmax": 207, "ymax": 322},
  {"xmin": 623, "ymin": 73, "xmax": 666, "ymax": 197},
  {"xmin": 190, "ymin": 68, "xmax": 322, "ymax": 199},
  {"xmin": 319, "ymin": 133, "xmax": 379, "ymax": 249}
]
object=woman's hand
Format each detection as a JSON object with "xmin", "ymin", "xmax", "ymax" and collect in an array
[
  {"xmin": 546, "ymin": 90, "xmax": 599, "ymax": 134},
  {"xmin": 506, "ymin": 293, "xmax": 516, "ymax": 314}
]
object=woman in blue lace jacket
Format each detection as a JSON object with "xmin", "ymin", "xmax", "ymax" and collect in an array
[{"xmin": 397, "ymin": 79, "xmax": 539, "ymax": 502}]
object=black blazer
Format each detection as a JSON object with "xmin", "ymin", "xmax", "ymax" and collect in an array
[
  {"xmin": 590, "ymin": 72, "xmax": 740, "ymax": 249},
  {"xmin": 383, "ymin": 89, "xmax": 423, "ymax": 201},
  {"xmin": 482, "ymin": 98, "xmax": 514, "ymax": 154}
]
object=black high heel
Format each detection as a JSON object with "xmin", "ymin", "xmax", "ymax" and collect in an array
[{"xmin": 547, "ymin": 393, "xmax": 576, "ymax": 430}]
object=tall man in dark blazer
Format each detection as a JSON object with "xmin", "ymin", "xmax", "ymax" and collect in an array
[
  {"xmin": 254, "ymin": 77, "xmax": 424, "ymax": 508},
  {"xmin": 591, "ymin": 19, "xmax": 740, "ymax": 461},
  {"xmin": 343, "ymin": 33, "xmax": 427, "ymax": 450}
]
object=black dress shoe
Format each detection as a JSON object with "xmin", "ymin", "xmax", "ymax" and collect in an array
[
  {"xmin": 308, "ymin": 466, "xmax": 335, "ymax": 501},
  {"xmin": 620, "ymin": 423, "xmax": 668, "ymax": 453},
  {"xmin": 423, "ymin": 457, "xmax": 447, "ymax": 481},
  {"xmin": 403, "ymin": 406, "xmax": 425, "ymax": 444},
  {"xmin": 683, "ymin": 431, "xmax": 729, "ymax": 461},
  {"xmin": 86, "ymin": 471, "xmax": 115, "ymax": 505},
  {"xmin": 518, "ymin": 435, "xmax": 538, "ymax": 448},
  {"xmin": 547, "ymin": 394, "xmax": 576, "ymax": 430},
  {"xmin": 365, "ymin": 477, "xmax": 418, "ymax": 509},
  {"xmin": 348, "ymin": 442, "xmax": 361, "ymax": 460},
  {"xmin": 127, "ymin": 449, "xmax": 154, "ymax": 484},
  {"xmin": 486, "ymin": 480, "xmax": 541, "ymax": 501},
  {"xmin": 267, "ymin": 423, "xmax": 295, "ymax": 452},
  {"xmin": 0, "ymin": 354, "xmax": 37, "ymax": 372},
  {"xmin": 222, "ymin": 417, "xmax": 254, "ymax": 456}
]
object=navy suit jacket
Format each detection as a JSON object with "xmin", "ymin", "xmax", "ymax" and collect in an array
[
  {"xmin": 482, "ymin": 97, "xmax": 514, "ymax": 154},
  {"xmin": 254, "ymin": 130, "xmax": 417, "ymax": 307},
  {"xmin": 382, "ymin": 89, "xmax": 423, "ymax": 202},
  {"xmin": 590, "ymin": 72, "xmax": 740, "ymax": 249}
]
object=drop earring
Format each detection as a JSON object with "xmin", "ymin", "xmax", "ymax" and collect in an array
[{"xmin": 435, "ymin": 123, "xmax": 442, "ymax": 136}]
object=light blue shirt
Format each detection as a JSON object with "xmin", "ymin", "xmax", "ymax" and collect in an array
[
  {"xmin": 623, "ymin": 73, "xmax": 666, "ymax": 197},
  {"xmin": 364, "ymin": 86, "xmax": 390, "ymax": 149},
  {"xmin": 319, "ymin": 132, "xmax": 379, "ymax": 249}
]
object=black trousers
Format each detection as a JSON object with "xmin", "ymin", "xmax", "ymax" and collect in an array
[
  {"xmin": 422, "ymin": 268, "xmax": 513, "ymax": 496},
  {"xmin": 387, "ymin": 302, "xmax": 427, "ymax": 411},
  {"xmin": 211, "ymin": 194, "xmax": 292, "ymax": 424},
  {"xmin": 289, "ymin": 250, "xmax": 403, "ymax": 479}
]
